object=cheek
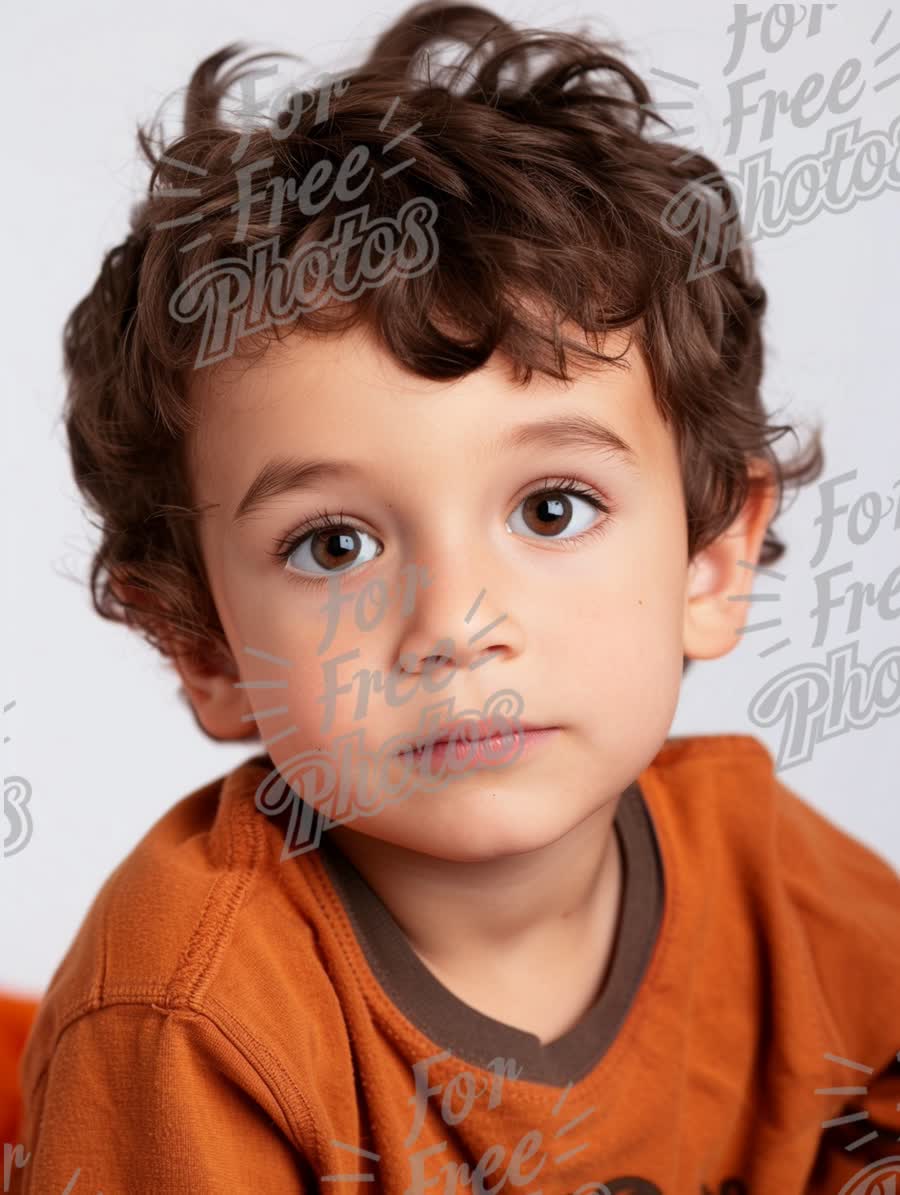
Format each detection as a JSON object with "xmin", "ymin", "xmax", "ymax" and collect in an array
[
  {"xmin": 243, "ymin": 608, "xmax": 391, "ymax": 749},
  {"xmin": 552, "ymin": 528, "xmax": 686, "ymax": 733},
  {"xmin": 217, "ymin": 578, "xmax": 338, "ymax": 738},
  {"xmin": 559, "ymin": 615, "xmax": 682, "ymax": 769}
]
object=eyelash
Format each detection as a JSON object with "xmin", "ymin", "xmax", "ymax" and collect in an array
[{"xmin": 267, "ymin": 476, "xmax": 613, "ymax": 588}]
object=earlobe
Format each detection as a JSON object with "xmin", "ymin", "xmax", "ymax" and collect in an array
[
  {"xmin": 683, "ymin": 464, "xmax": 779, "ymax": 663},
  {"xmin": 171, "ymin": 648, "xmax": 258, "ymax": 742}
]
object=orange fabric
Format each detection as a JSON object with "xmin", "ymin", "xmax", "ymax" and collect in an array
[
  {"xmin": 0, "ymin": 992, "xmax": 40, "ymax": 1147},
  {"xmin": 10, "ymin": 735, "xmax": 900, "ymax": 1193}
]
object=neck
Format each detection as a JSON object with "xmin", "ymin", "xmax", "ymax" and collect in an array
[{"xmin": 324, "ymin": 795, "xmax": 622, "ymax": 967}]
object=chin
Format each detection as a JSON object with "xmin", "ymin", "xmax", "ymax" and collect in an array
[{"xmin": 359, "ymin": 784, "xmax": 585, "ymax": 861}]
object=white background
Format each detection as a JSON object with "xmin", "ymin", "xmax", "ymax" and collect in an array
[{"xmin": 2, "ymin": 0, "xmax": 898, "ymax": 996}]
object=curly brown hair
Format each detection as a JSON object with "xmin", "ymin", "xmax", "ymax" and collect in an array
[{"xmin": 61, "ymin": 0, "xmax": 823, "ymax": 731}]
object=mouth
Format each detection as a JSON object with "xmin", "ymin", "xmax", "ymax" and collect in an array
[{"xmin": 393, "ymin": 718, "xmax": 560, "ymax": 761}]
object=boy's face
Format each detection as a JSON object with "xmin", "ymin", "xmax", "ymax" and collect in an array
[{"xmin": 183, "ymin": 320, "xmax": 765, "ymax": 861}]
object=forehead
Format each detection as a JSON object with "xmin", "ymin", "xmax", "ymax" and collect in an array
[{"xmin": 186, "ymin": 318, "xmax": 674, "ymax": 512}]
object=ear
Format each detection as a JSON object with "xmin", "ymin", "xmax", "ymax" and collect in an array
[
  {"xmin": 170, "ymin": 643, "xmax": 259, "ymax": 743},
  {"xmin": 682, "ymin": 462, "xmax": 780, "ymax": 662},
  {"xmin": 111, "ymin": 574, "xmax": 258, "ymax": 742}
]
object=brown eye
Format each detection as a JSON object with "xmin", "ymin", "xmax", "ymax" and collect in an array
[
  {"xmin": 286, "ymin": 524, "xmax": 382, "ymax": 576},
  {"xmin": 508, "ymin": 487, "xmax": 604, "ymax": 540},
  {"xmin": 522, "ymin": 492, "xmax": 573, "ymax": 536},
  {"xmin": 311, "ymin": 528, "xmax": 362, "ymax": 569}
]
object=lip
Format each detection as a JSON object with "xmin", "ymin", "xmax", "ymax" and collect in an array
[
  {"xmin": 397, "ymin": 726, "xmax": 561, "ymax": 773},
  {"xmin": 394, "ymin": 718, "xmax": 556, "ymax": 755}
]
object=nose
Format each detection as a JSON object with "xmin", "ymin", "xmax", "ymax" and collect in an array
[{"xmin": 394, "ymin": 554, "xmax": 525, "ymax": 683}]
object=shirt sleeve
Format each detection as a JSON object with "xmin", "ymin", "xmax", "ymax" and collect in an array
[
  {"xmin": 10, "ymin": 1002, "xmax": 315, "ymax": 1194},
  {"xmin": 772, "ymin": 777, "xmax": 900, "ymax": 1192}
]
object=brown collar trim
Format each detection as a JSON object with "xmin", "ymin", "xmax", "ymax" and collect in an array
[{"xmin": 315, "ymin": 780, "xmax": 664, "ymax": 1087}]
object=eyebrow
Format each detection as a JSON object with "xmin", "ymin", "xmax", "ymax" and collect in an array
[{"xmin": 231, "ymin": 413, "xmax": 639, "ymax": 526}]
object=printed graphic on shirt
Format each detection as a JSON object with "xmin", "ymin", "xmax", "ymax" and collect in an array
[
  {"xmin": 324, "ymin": 1049, "xmax": 752, "ymax": 1194},
  {"xmin": 836, "ymin": 1159, "xmax": 900, "ymax": 1194},
  {"xmin": 817, "ymin": 1048, "xmax": 900, "ymax": 1150},
  {"xmin": 567, "ymin": 1182, "xmax": 749, "ymax": 1194}
]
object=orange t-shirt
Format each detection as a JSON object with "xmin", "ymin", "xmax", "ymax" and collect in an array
[{"xmin": 10, "ymin": 734, "xmax": 900, "ymax": 1193}]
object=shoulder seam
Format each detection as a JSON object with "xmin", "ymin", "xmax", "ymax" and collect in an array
[
  {"xmin": 24, "ymin": 992, "xmax": 327, "ymax": 1164},
  {"xmin": 161, "ymin": 788, "xmax": 268, "ymax": 1008}
]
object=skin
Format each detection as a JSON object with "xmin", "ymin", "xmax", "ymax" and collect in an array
[{"xmin": 129, "ymin": 319, "xmax": 776, "ymax": 1044}]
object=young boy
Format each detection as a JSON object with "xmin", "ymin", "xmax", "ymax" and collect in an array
[{"xmin": 11, "ymin": 2, "xmax": 900, "ymax": 1192}]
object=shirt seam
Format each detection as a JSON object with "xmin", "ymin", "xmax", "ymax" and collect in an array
[{"xmin": 23, "ymin": 992, "xmax": 328, "ymax": 1167}]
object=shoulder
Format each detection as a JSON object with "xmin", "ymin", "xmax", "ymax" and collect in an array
[
  {"xmin": 646, "ymin": 730, "xmax": 898, "ymax": 887},
  {"xmin": 640, "ymin": 732, "xmax": 900, "ymax": 1057},
  {"xmin": 22, "ymin": 754, "xmax": 335, "ymax": 1097},
  {"xmin": 639, "ymin": 731, "xmax": 782, "ymax": 849},
  {"xmin": 642, "ymin": 730, "xmax": 899, "ymax": 902}
]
